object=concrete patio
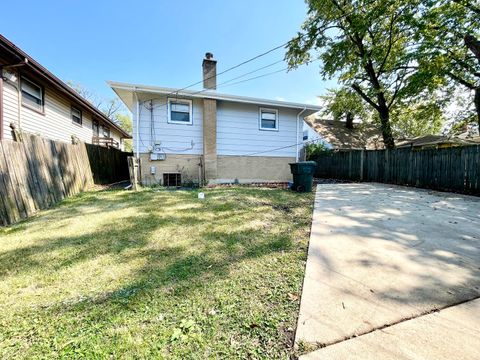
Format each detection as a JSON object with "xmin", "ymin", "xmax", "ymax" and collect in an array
[{"xmin": 296, "ymin": 183, "xmax": 480, "ymax": 358}]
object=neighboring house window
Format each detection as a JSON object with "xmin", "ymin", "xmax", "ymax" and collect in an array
[
  {"xmin": 259, "ymin": 108, "xmax": 278, "ymax": 131},
  {"xmin": 168, "ymin": 98, "xmax": 193, "ymax": 124},
  {"xmin": 303, "ymin": 130, "xmax": 308, "ymax": 140},
  {"xmin": 102, "ymin": 126, "xmax": 110, "ymax": 138},
  {"xmin": 71, "ymin": 106, "xmax": 82, "ymax": 125},
  {"xmin": 21, "ymin": 77, "xmax": 44, "ymax": 112},
  {"xmin": 92, "ymin": 120, "xmax": 99, "ymax": 136}
]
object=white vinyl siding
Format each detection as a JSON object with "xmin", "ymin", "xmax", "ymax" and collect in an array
[
  {"xmin": 135, "ymin": 95, "xmax": 203, "ymax": 154},
  {"xmin": 217, "ymin": 101, "xmax": 299, "ymax": 157},
  {"xmin": 1, "ymin": 73, "xmax": 124, "ymax": 144},
  {"xmin": 2, "ymin": 81, "xmax": 18, "ymax": 141}
]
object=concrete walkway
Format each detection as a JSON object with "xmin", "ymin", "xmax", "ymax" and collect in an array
[
  {"xmin": 302, "ymin": 298, "xmax": 480, "ymax": 360},
  {"xmin": 296, "ymin": 183, "xmax": 480, "ymax": 357}
]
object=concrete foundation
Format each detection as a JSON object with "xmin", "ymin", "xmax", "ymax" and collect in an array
[
  {"xmin": 139, "ymin": 153, "xmax": 202, "ymax": 186},
  {"xmin": 139, "ymin": 153, "xmax": 295, "ymax": 185},
  {"xmin": 216, "ymin": 155, "xmax": 294, "ymax": 183}
]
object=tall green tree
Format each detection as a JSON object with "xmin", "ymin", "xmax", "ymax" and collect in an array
[
  {"xmin": 390, "ymin": 97, "xmax": 445, "ymax": 138},
  {"xmin": 418, "ymin": 0, "xmax": 480, "ymax": 130},
  {"xmin": 320, "ymin": 88, "xmax": 369, "ymax": 128},
  {"xmin": 115, "ymin": 113, "xmax": 133, "ymax": 152},
  {"xmin": 286, "ymin": 0, "xmax": 438, "ymax": 148}
]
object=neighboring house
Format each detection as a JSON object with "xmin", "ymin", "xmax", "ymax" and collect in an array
[
  {"xmin": 302, "ymin": 121, "xmax": 331, "ymax": 147},
  {"xmin": 110, "ymin": 53, "xmax": 321, "ymax": 185},
  {"xmin": 0, "ymin": 34, "xmax": 130, "ymax": 149},
  {"xmin": 303, "ymin": 116, "xmax": 384, "ymax": 150},
  {"xmin": 396, "ymin": 135, "xmax": 480, "ymax": 149}
]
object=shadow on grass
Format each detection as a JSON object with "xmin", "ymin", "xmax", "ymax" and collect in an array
[{"xmin": 0, "ymin": 187, "xmax": 306, "ymax": 295}]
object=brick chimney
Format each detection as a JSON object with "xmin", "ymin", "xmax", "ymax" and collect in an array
[
  {"xmin": 202, "ymin": 52, "xmax": 217, "ymax": 90},
  {"xmin": 202, "ymin": 52, "xmax": 217, "ymax": 182}
]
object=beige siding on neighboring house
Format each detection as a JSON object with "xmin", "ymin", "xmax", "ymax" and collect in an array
[
  {"xmin": 2, "ymin": 79, "xmax": 18, "ymax": 140},
  {"xmin": 1, "ymin": 72, "xmax": 124, "ymax": 145}
]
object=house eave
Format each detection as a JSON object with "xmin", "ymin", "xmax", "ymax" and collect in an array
[
  {"xmin": 0, "ymin": 34, "xmax": 131, "ymax": 139},
  {"xmin": 108, "ymin": 81, "xmax": 322, "ymax": 114}
]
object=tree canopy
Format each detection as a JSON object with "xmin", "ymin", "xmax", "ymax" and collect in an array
[
  {"xmin": 287, "ymin": 0, "xmax": 480, "ymax": 145},
  {"xmin": 320, "ymin": 88, "xmax": 369, "ymax": 128},
  {"xmin": 286, "ymin": 0, "xmax": 440, "ymax": 148},
  {"xmin": 417, "ymin": 0, "xmax": 480, "ymax": 129}
]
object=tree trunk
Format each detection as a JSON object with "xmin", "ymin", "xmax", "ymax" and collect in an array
[
  {"xmin": 465, "ymin": 35, "xmax": 480, "ymax": 133},
  {"xmin": 376, "ymin": 93, "xmax": 395, "ymax": 149},
  {"xmin": 345, "ymin": 112, "xmax": 354, "ymax": 129},
  {"xmin": 465, "ymin": 34, "xmax": 480, "ymax": 61},
  {"xmin": 475, "ymin": 87, "xmax": 480, "ymax": 133},
  {"xmin": 378, "ymin": 108, "xmax": 394, "ymax": 149}
]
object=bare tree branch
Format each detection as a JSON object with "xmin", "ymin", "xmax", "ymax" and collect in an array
[{"xmin": 351, "ymin": 83, "xmax": 380, "ymax": 110}]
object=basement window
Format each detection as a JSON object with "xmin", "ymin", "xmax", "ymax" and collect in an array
[
  {"xmin": 21, "ymin": 77, "xmax": 44, "ymax": 112},
  {"xmin": 71, "ymin": 106, "xmax": 82, "ymax": 125},
  {"xmin": 259, "ymin": 108, "xmax": 278, "ymax": 131},
  {"xmin": 168, "ymin": 98, "xmax": 193, "ymax": 124},
  {"xmin": 163, "ymin": 173, "xmax": 181, "ymax": 187}
]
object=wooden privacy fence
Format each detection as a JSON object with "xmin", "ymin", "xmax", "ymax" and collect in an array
[
  {"xmin": 0, "ymin": 134, "xmax": 94, "ymax": 226},
  {"xmin": 312, "ymin": 146, "xmax": 480, "ymax": 195},
  {"xmin": 85, "ymin": 144, "xmax": 132, "ymax": 184}
]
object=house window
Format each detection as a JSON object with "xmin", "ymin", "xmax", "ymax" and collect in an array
[
  {"xmin": 168, "ymin": 98, "xmax": 193, "ymax": 124},
  {"xmin": 21, "ymin": 77, "xmax": 44, "ymax": 111},
  {"xmin": 259, "ymin": 108, "xmax": 278, "ymax": 131},
  {"xmin": 102, "ymin": 126, "xmax": 110, "ymax": 138},
  {"xmin": 71, "ymin": 106, "xmax": 82, "ymax": 125},
  {"xmin": 92, "ymin": 120, "xmax": 99, "ymax": 136}
]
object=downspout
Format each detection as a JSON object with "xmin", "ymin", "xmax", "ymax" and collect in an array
[
  {"xmin": 134, "ymin": 87, "xmax": 140, "ymax": 159},
  {"xmin": 296, "ymin": 107, "xmax": 307, "ymax": 162}
]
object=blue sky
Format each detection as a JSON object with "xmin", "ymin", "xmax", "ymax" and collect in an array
[{"xmin": 1, "ymin": 0, "xmax": 336, "ymax": 109}]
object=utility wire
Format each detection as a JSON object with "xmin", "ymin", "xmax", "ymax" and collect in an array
[
  {"xmin": 150, "ymin": 0, "xmax": 381, "ymax": 100},
  {"xmin": 215, "ymin": 59, "xmax": 285, "ymax": 87}
]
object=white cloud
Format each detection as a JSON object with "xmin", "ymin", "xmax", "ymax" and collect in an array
[
  {"xmin": 275, "ymin": 96, "xmax": 286, "ymax": 101},
  {"xmin": 304, "ymin": 97, "xmax": 323, "ymax": 106}
]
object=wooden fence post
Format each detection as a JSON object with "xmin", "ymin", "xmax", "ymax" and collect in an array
[
  {"xmin": 128, "ymin": 156, "xmax": 139, "ymax": 191},
  {"xmin": 360, "ymin": 149, "xmax": 364, "ymax": 181}
]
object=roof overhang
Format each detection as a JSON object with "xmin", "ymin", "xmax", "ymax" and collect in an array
[
  {"xmin": 0, "ymin": 35, "xmax": 131, "ymax": 139},
  {"xmin": 108, "ymin": 81, "xmax": 322, "ymax": 116}
]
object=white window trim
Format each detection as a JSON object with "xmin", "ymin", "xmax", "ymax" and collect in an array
[
  {"xmin": 20, "ymin": 76, "xmax": 44, "ymax": 112},
  {"xmin": 167, "ymin": 98, "xmax": 193, "ymax": 125},
  {"xmin": 71, "ymin": 106, "xmax": 82, "ymax": 126},
  {"xmin": 259, "ymin": 107, "xmax": 279, "ymax": 131}
]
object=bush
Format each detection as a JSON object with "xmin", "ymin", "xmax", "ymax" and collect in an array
[{"xmin": 305, "ymin": 142, "xmax": 332, "ymax": 160}]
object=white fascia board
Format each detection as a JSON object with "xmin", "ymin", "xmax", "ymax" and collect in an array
[{"xmin": 108, "ymin": 81, "xmax": 322, "ymax": 114}]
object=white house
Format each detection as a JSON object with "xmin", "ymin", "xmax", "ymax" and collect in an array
[
  {"xmin": 0, "ymin": 34, "xmax": 131, "ymax": 149},
  {"xmin": 110, "ymin": 53, "xmax": 321, "ymax": 185}
]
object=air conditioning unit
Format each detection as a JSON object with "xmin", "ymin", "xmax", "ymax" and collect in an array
[{"xmin": 150, "ymin": 153, "xmax": 166, "ymax": 161}]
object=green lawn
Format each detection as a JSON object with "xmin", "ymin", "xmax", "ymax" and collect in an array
[{"xmin": 0, "ymin": 187, "xmax": 314, "ymax": 359}]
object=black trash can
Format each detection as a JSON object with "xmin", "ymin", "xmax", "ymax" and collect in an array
[{"xmin": 289, "ymin": 161, "xmax": 317, "ymax": 192}]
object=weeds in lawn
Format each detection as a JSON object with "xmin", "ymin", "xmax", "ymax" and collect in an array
[{"xmin": 0, "ymin": 187, "xmax": 314, "ymax": 359}]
